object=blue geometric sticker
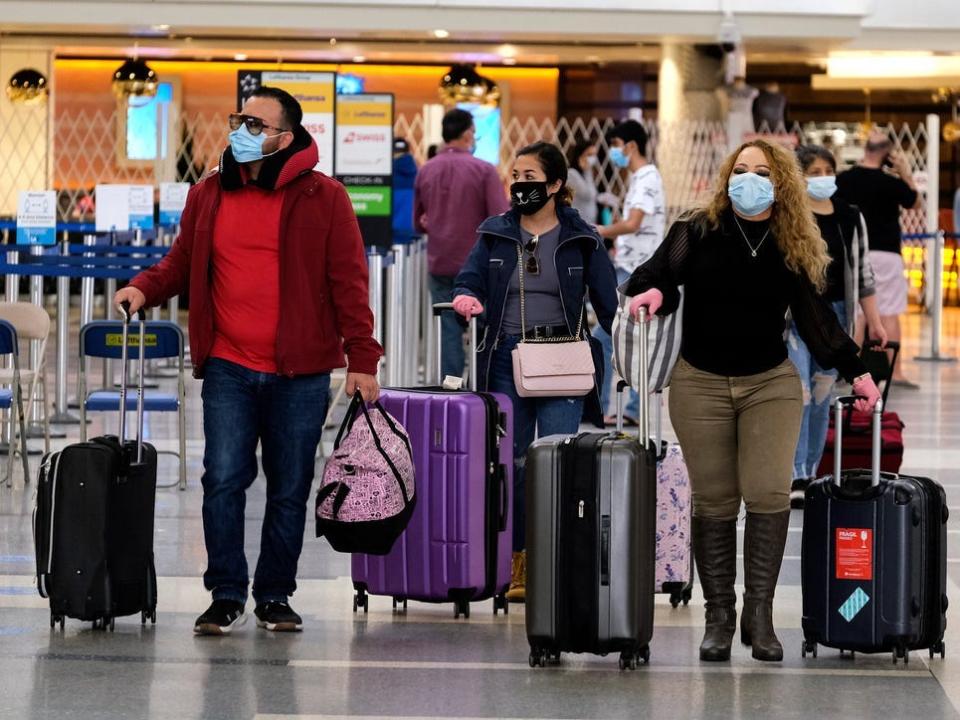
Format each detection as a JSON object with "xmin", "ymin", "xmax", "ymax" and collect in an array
[{"xmin": 838, "ymin": 587, "xmax": 870, "ymax": 622}]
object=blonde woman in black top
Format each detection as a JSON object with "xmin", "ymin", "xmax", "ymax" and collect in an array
[{"xmin": 625, "ymin": 139, "xmax": 881, "ymax": 663}]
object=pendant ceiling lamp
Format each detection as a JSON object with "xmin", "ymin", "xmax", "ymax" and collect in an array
[
  {"xmin": 439, "ymin": 64, "xmax": 501, "ymax": 106},
  {"xmin": 112, "ymin": 56, "xmax": 158, "ymax": 100},
  {"xmin": 6, "ymin": 68, "xmax": 48, "ymax": 105}
]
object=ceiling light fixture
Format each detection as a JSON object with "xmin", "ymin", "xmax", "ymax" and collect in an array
[
  {"xmin": 112, "ymin": 55, "xmax": 158, "ymax": 100},
  {"xmin": 439, "ymin": 64, "xmax": 501, "ymax": 106},
  {"xmin": 433, "ymin": 29, "xmax": 450, "ymax": 39},
  {"xmin": 503, "ymin": 58, "xmax": 517, "ymax": 66},
  {"xmin": 6, "ymin": 68, "xmax": 48, "ymax": 105},
  {"xmin": 353, "ymin": 55, "xmax": 367, "ymax": 63},
  {"xmin": 234, "ymin": 53, "xmax": 248, "ymax": 61}
]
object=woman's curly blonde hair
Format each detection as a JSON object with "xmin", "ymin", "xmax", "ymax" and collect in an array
[{"xmin": 694, "ymin": 139, "xmax": 829, "ymax": 291}]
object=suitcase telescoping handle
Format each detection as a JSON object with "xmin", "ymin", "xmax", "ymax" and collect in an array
[
  {"xmin": 118, "ymin": 301, "xmax": 147, "ymax": 463},
  {"xmin": 833, "ymin": 395, "xmax": 884, "ymax": 487},
  {"xmin": 432, "ymin": 302, "xmax": 478, "ymax": 392},
  {"xmin": 615, "ymin": 307, "xmax": 650, "ymax": 447}
]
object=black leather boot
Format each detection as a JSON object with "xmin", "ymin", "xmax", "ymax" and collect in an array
[
  {"xmin": 740, "ymin": 510, "xmax": 791, "ymax": 661},
  {"xmin": 692, "ymin": 516, "xmax": 738, "ymax": 661}
]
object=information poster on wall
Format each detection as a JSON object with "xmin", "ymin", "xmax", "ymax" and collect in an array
[
  {"xmin": 16, "ymin": 191, "xmax": 56, "ymax": 245},
  {"xmin": 335, "ymin": 93, "xmax": 394, "ymax": 248},
  {"xmin": 159, "ymin": 182, "xmax": 190, "ymax": 226},
  {"xmin": 128, "ymin": 185, "xmax": 155, "ymax": 230},
  {"xmin": 237, "ymin": 70, "xmax": 336, "ymax": 176}
]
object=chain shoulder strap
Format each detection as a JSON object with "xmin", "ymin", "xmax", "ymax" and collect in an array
[{"xmin": 515, "ymin": 241, "xmax": 587, "ymax": 345}]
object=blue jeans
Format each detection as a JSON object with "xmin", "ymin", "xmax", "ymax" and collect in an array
[
  {"xmin": 786, "ymin": 301, "xmax": 846, "ymax": 480},
  {"xmin": 200, "ymin": 358, "xmax": 330, "ymax": 605},
  {"xmin": 429, "ymin": 274, "xmax": 466, "ymax": 382},
  {"xmin": 488, "ymin": 335, "xmax": 585, "ymax": 551},
  {"xmin": 595, "ymin": 266, "xmax": 639, "ymax": 420}
]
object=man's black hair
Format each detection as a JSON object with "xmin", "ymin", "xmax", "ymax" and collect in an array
[
  {"xmin": 442, "ymin": 108, "xmax": 474, "ymax": 143},
  {"xmin": 607, "ymin": 120, "xmax": 648, "ymax": 157},
  {"xmin": 250, "ymin": 86, "xmax": 303, "ymax": 130}
]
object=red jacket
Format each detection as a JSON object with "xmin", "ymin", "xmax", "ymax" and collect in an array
[{"xmin": 131, "ymin": 132, "xmax": 382, "ymax": 378}]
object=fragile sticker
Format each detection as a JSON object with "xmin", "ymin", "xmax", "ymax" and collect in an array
[
  {"xmin": 839, "ymin": 587, "xmax": 870, "ymax": 622},
  {"xmin": 836, "ymin": 528, "xmax": 873, "ymax": 581}
]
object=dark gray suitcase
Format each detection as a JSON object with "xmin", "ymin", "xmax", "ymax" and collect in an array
[{"xmin": 526, "ymin": 311, "xmax": 657, "ymax": 670}]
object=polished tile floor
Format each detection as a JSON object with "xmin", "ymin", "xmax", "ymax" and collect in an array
[{"xmin": 1, "ymin": 308, "xmax": 959, "ymax": 719}]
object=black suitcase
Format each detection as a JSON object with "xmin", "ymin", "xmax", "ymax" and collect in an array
[
  {"xmin": 34, "ymin": 305, "xmax": 158, "ymax": 630},
  {"xmin": 525, "ymin": 315, "xmax": 657, "ymax": 671},
  {"xmin": 801, "ymin": 395, "xmax": 947, "ymax": 664}
]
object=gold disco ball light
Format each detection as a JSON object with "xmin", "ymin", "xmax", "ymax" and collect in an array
[
  {"xmin": 6, "ymin": 68, "xmax": 48, "ymax": 105},
  {"xmin": 112, "ymin": 58, "xmax": 158, "ymax": 100},
  {"xmin": 439, "ymin": 65, "xmax": 501, "ymax": 106},
  {"xmin": 944, "ymin": 121, "xmax": 960, "ymax": 143}
]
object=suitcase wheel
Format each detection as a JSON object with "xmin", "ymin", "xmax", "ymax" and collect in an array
[
  {"xmin": 893, "ymin": 645, "xmax": 909, "ymax": 665},
  {"xmin": 49, "ymin": 613, "xmax": 64, "ymax": 630},
  {"xmin": 353, "ymin": 590, "xmax": 368, "ymax": 614},
  {"xmin": 801, "ymin": 641, "xmax": 818, "ymax": 659},
  {"xmin": 670, "ymin": 588, "xmax": 693, "ymax": 609},
  {"xmin": 453, "ymin": 599, "xmax": 471, "ymax": 620},
  {"xmin": 493, "ymin": 593, "xmax": 509, "ymax": 616},
  {"xmin": 839, "ymin": 649, "xmax": 854, "ymax": 660},
  {"xmin": 528, "ymin": 647, "xmax": 555, "ymax": 668},
  {"xmin": 930, "ymin": 641, "xmax": 946, "ymax": 660},
  {"xmin": 392, "ymin": 597, "xmax": 408, "ymax": 613},
  {"xmin": 619, "ymin": 647, "xmax": 648, "ymax": 671}
]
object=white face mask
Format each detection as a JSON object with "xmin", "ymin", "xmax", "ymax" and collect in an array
[{"xmin": 586, "ymin": 155, "xmax": 599, "ymax": 168}]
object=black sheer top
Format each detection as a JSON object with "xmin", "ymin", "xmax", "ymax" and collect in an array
[{"xmin": 623, "ymin": 210, "xmax": 867, "ymax": 382}]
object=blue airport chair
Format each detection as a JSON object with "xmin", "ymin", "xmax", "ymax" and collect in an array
[
  {"xmin": 79, "ymin": 320, "xmax": 187, "ymax": 490},
  {"xmin": 0, "ymin": 319, "xmax": 31, "ymax": 488}
]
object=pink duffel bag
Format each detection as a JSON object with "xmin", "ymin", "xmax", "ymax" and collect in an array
[{"xmin": 316, "ymin": 395, "xmax": 416, "ymax": 555}]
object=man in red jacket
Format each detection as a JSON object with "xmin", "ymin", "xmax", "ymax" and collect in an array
[{"xmin": 116, "ymin": 87, "xmax": 382, "ymax": 636}]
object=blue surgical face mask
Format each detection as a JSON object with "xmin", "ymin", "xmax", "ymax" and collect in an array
[
  {"xmin": 727, "ymin": 172, "xmax": 775, "ymax": 217},
  {"xmin": 228, "ymin": 124, "xmax": 285, "ymax": 164},
  {"xmin": 609, "ymin": 146, "xmax": 630, "ymax": 169},
  {"xmin": 806, "ymin": 175, "xmax": 837, "ymax": 201}
]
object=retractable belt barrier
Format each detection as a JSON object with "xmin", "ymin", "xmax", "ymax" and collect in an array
[{"xmin": 0, "ymin": 227, "xmax": 173, "ymax": 427}]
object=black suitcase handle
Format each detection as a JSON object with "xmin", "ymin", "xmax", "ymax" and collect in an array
[
  {"xmin": 834, "ymin": 396, "xmax": 884, "ymax": 487},
  {"xmin": 118, "ymin": 301, "xmax": 147, "ymax": 464}
]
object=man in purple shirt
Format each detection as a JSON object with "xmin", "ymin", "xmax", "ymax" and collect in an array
[{"xmin": 415, "ymin": 109, "xmax": 508, "ymax": 380}]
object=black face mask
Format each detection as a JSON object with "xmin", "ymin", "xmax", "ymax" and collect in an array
[{"xmin": 510, "ymin": 181, "xmax": 552, "ymax": 216}]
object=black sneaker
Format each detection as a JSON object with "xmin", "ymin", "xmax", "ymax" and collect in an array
[
  {"xmin": 790, "ymin": 478, "xmax": 810, "ymax": 510},
  {"xmin": 194, "ymin": 599, "xmax": 246, "ymax": 636},
  {"xmin": 255, "ymin": 601, "xmax": 303, "ymax": 632}
]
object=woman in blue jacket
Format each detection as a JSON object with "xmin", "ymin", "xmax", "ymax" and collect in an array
[{"xmin": 452, "ymin": 141, "xmax": 619, "ymax": 602}]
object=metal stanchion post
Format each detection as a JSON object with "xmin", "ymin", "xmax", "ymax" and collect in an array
[
  {"xmin": 386, "ymin": 247, "xmax": 405, "ymax": 387},
  {"xmin": 369, "ymin": 250, "xmax": 385, "ymax": 348},
  {"xmin": 421, "ymin": 237, "xmax": 436, "ymax": 384},
  {"xmin": 51, "ymin": 233, "xmax": 80, "ymax": 424},
  {"xmin": 916, "ymin": 230, "xmax": 958, "ymax": 363},
  {"xmin": 102, "ymin": 232, "xmax": 118, "ymax": 391},
  {"xmin": 26, "ymin": 243, "xmax": 45, "ymax": 434},
  {"xmin": 4, "ymin": 229, "xmax": 18, "ymax": 303},
  {"xmin": 70, "ymin": 233, "xmax": 97, "ymax": 409}
]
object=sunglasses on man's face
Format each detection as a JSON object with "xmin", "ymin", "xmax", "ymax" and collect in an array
[{"xmin": 228, "ymin": 113, "xmax": 286, "ymax": 136}]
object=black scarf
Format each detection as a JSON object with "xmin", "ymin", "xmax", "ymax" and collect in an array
[{"xmin": 218, "ymin": 125, "xmax": 313, "ymax": 191}]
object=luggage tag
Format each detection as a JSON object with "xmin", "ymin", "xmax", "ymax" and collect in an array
[{"xmin": 442, "ymin": 375, "xmax": 464, "ymax": 391}]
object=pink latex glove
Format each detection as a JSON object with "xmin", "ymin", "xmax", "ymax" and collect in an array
[
  {"xmin": 452, "ymin": 294, "xmax": 484, "ymax": 320},
  {"xmin": 628, "ymin": 288, "xmax": 663, "ymax": 322},
  {"xmin": 852, "ymin": 374, "xmax": 881, "ymax": 413}
]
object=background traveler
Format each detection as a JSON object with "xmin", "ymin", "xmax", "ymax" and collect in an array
[
  {"xmin": 788, "ymin": 144, "xmax": 888, "ymax": 508},
  {"xmin": 595, "ymin": 120, "xmax": 666, "ymax": 425},
  {"xmin": 415, "ymin": 108, "xmax": 509, "ymax": 381},
  {"xmin": 836, "ymin": 130, "xmax": 923, "ymax": 387}
]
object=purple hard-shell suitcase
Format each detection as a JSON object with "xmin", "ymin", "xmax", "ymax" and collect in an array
[{"xmin": 350, "ymin": 305, "xmax": 513, "ymax": 618}]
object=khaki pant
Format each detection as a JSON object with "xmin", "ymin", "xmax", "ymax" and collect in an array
[{"xmin": 669, "ymin": 358, "xmax": 803, "ymax": 520}]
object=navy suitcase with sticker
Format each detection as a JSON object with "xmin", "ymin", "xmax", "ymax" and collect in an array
[{"xmin": 801, "ymin": 396, "xmax": 947, "ymax": 664}]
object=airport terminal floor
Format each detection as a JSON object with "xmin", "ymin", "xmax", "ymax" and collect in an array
[{"xmin": 0, "ymin": 309, "xmax": 956, "ymax": 720}]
